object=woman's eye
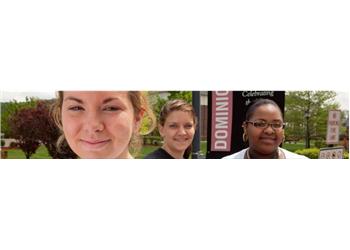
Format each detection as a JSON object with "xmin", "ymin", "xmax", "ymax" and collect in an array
[
  {"xmin": 103, "ymin": 106, "xmax": 120, "ymax": 111},
  {"xmin": 68, "ymin": 106, "xmax": 83, "ymax": 111},
  {"xmin": 185, "ymin": 124, "xmax": 193, "ymax": 129},
  {"xmin": 255, "ymin": 121, "xmax": 266, "ymax": 127},
  {"xmin": 169, "ymin": 124, "xmax": 178, "ymax": 128}
]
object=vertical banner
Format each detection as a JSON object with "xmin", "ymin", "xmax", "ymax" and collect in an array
[
  {"xmin": 326, "ymin": 110, "xmax": 341, "ymax": 145},
  {"xmin": 207, "ymin": 91, "xmax": 285, "ymax": 159},
  {"xmin": 210, "ymin": 91, "xmax": 233, "ymax": 152}
]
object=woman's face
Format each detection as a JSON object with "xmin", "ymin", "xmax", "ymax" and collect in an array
[
  {"xmin": 245, "ymin": 104, "xmax": 284, "ymax": 155},
  {"xmin": 159, "ymin": 110, "xmax": 195, "ymax": 158},
  {"xmin": 61, "ymin": 91, "xmax": 141, "ymax": 159}
]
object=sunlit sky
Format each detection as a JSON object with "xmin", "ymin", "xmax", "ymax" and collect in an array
[{"xmin": 0, "ymin": 91, "xmax": 349, "ymax": 110}]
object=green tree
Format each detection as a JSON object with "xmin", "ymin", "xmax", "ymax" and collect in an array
[
  {"xmin": 285, "ymin": 91, "xmax": 339, "ymax": 148},
  {"xmin": 1, "ymin": 97, "xmax": 38, "ymax": 137}
]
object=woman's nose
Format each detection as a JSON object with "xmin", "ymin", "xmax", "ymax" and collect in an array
[
  {"xmin": 177, "ymin": 126, "xmax": 187, "ymax": 134},
  {"xmin": 84, "ymin": 112, "xmax": 104, "ymax": 133},
  {"xmin": 263, "ymin": 125, "xmax": 275, "ymax": 134}
]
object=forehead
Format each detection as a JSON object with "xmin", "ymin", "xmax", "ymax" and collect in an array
[
  {"xmin": 63, "ymin": 91, "xmax": 129, "ymax": 102},
  {"xmin": 165, "ymin": 110, "xmax": 194, "ymax": 122},
  {"xmin": 250, "ymin": 104, "xmax": 283, "ymax": 120}
]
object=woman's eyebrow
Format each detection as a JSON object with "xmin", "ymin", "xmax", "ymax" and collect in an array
[
  {"xmin": 63, "ymin": 97, "xmax": 83, "ymax": 103},
  {"xmin": 102, "ymin": 97, "xmax": 121, "ymax": 104}
]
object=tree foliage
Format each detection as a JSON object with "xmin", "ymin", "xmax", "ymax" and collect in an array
[
  {"xmin": 8, "ymin": 100, "xmax": 77, "ymax": 158},
  {"xmin": 1, "ymin": 97, "xmax": 38, "ymax": 137},
  {"xmin": 9, "ymin": 106, "xmax": 41, "ymax": 158},
  {"xmin": 284, "ymin": 91, "xmax": 339, "ymax": 147}
]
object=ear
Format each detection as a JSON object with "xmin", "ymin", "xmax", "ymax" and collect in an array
[
  {"xmin": 133, "ymin": 110, "xmax": 144, "ymax": 132},
  {"xmin": 158, "ymin": 124, "xmax": 164, "ymax": 137},
  {"xmin": 242, "ymin": 122, "xmax": 248, "ymax": 135},
  {"xmin": 242, "ymin": 121, "xmax": 247, "ymax": 130}
]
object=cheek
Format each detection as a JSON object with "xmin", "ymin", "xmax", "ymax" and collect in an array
[
  {"xmin": 106, "ymin": 114, "xmax": 134, "ymax": 136},
  {"xmin": 163, "ymin": 129, "xmax": 173, "ymax": 137},
  {"xmin": 189, "ymin": 128, "xmax": 195, "ymax": 137},
  {"xmin": 62, "ymin": 115, "xmax": 80, "ymax": 138},
  {"xmin": 276, "ymin": 130, "xmax": 284, "ymax": 141},
  {"xmin": 163, "ymin": 129, "xmax": 176, "ymax": 139},
  {"xmin": 247, "ymin": 128, "xmax": 260, "ymax": 142}
]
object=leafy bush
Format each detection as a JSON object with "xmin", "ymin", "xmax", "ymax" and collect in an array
[
  {"xmin": 1, "ymin": 140, "xmax": 5, "ymax": 147},
  {"xmin": 143, "ymin": 135, "xmax": 162, "ymax": 146},
  {"xmin": 295, "ymin": 148, "xmax": 349, "ymax": 159},
  {"xmin": 295, "ymin": 148, "xmax": 320, "ymax": 159},
  {"xmin": 9, "ymin": 141, "xmax": 18, "ymax": 148}
]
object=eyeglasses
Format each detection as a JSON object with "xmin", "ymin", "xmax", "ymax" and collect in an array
[{"xmin": 245, "ymin": 120, "xmax": 285, "ymax": 129}]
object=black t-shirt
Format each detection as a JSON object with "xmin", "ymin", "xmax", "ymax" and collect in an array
[{"xmin": 144, "ymin": 148, "xmax": 175, "ymax": 159}]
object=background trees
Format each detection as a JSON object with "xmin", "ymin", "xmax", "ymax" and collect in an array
[
  {"xmin": 284, "ymin": 91, "xmax": 339, "ymax": 148},
  {"xmin": 6, "ymin": 99, "xmax": 76, "ymax": 159},
  {"xmin": 8, "ymin": 105, "xmax": 41, "ymax": 158},
  {"xmin": 1, "ymin": 97, "xmax": 38, "ymax": 138}
]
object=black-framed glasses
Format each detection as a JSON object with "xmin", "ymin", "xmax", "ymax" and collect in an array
[{"xmin": 245, "ymin": 120, "xmax": 285, "ymax": 129}]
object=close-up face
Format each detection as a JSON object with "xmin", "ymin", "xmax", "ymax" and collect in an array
[
  {"xmin": 61, "ymin": 91, "xmax": 141, "ymax": 159},
  {"xmin": 245, "ymin": 104, "xmax": 284, "ymax": 155},
  {"xmin": 159, "ymin": 110, "xmax": 196, "ymax": 157}
]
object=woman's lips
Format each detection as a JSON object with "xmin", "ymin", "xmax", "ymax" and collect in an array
[
  {"xmin": 174, "ymin": 138, "xmax": 190, "ymax": 143},
  {"xmin": 80, "ymin": 139, "xmax": 111, "ymax": 150},
  {"xmin": 259, "ymin": 137, "xmax": 276, "ymax": 144}
]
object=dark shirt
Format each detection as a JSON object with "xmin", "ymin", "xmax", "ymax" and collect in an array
[{"xmin": 144, "ymin": 148, "xmax": 175, "ymax": 159}]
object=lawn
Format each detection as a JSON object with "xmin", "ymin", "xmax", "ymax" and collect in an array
[{"xmin": 5, "ymin": 145, "xmax": 52, "ymax": 159}]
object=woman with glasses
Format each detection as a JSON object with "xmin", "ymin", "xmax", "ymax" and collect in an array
[{"xmin": 224, "ymin": 99, "xmax": 307, "ymax": 159}]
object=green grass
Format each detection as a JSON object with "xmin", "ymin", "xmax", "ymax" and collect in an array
[{"xmin": 5, "ymin": 145, "xmax": 52, "ymax": 159}]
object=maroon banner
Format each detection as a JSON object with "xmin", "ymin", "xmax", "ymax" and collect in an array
[{"xmin": 210, "ymin": 91, "xmax": 233, "ymax": 152}]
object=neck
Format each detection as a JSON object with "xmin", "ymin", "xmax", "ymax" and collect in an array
[
  {"xmin": 248, "ymin": 148, "xmax": 279, "ymax": 159},
  {"xmin": 162, "ymin": 145, "xmax": 184, "ymax": 159}
]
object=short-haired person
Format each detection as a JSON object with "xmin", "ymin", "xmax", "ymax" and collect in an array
[
  {"xmin": 144, "ymin": 99, "xmax": 197, "ymax": 159},
  {"xmin": 223, "ymin": 99, "xmax": 307, "ymax": 159},
  {"xmin": 52, "ymin": 91, "xmax": 155, "ymax": 159}
]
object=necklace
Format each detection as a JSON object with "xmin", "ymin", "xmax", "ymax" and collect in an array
[{"xmin": 246, "ymin": 148, "xmax": 285, "ymax": 159}]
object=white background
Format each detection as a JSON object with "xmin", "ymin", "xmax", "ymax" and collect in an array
[{"xmin": 0, "ymin": 0, "xmax": 349, "ymax": 249}]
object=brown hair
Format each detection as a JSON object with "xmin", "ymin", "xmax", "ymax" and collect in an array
[
  {"xmin": 158, "ymin": 99, "xmax": 197, "ymax": 158},
  {"xmin": 51, "ymin": 91, "xmax": 156, "ymax": 157}
]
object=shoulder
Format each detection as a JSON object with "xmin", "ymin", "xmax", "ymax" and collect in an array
[
  {"xmin": 144, "ymin": 148, "xmax": 174, "ymax": 159},
  {"xmin": 222, "ymin": 148, "xmax": 247, "ymax": 159},
  {"xmin": 280, "ymin": 148, "xmax": 309, "ymax": 159}
]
